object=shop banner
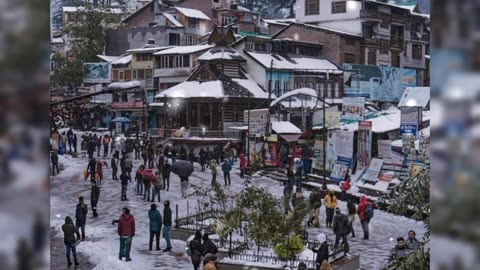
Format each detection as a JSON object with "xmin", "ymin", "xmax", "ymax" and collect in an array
[
  {"xmin": 341, "ymin": 97, "xmax": 365, "ymax": 121},
  {"xmin": 363, "ymin": 158, "xmax": 384, "ymax": 182},
  {"xmin": 244, "ymin": 109, "xmax": 268, "ymax": 136},
  {"xmin": 330, "ymin": 158, "xmax": 350, "ymax": 181},
  {"xmin": 334, "ymin": 130, "xmax": 354, "ymax": 160},
  {"xmin": 83, "ymin": 63, "xmax": 111, "ymax": 83},
  {"xmin": 313, "ymin": 138, "xmax": 325, "ymax": 170},
  {"xmin": 377, "ymin": 140, "xmax": 392, "ymax": 159},
  {"xmin": 264, "ymin": 143, "xmax": 279, "ymax": 167},
  {"xmin": 402, "ymin": 134, "xmax": 417, "ymax": 164},
  {"xmin": 357, "ymin": 121, "xmax": 372, "ymax": 171}
]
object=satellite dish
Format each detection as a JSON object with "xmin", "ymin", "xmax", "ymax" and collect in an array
[
  {"xmin": 416, "ymin": 32, "xmax": 422, "ymax": 39},
  {"xmin": 372, "ymin": 27, "xmax": 378, "ymax": 34}
]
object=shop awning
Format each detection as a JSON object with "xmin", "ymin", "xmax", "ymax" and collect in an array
[{"xmin": 279, "ymin": 134, "xmax": 302, "ymax": 142}]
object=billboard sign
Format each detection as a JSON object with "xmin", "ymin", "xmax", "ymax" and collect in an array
[
  {"xmin": 341, "ymin": 97, "xmax": 365, "ymax": 121},
  {"xmin": 244, "ymin": 109, "xmax": 268, "ymax": 136},
  {"xmin": 83, "ymin": 63, "xmax": 111, "ymax": 83},
  {"xmin": 357, "ymin": 121, "xmax": 372, "ymax": 171},
  {"xmin": 343, "ymin": 64, "xmax": 417, "ymax": 102}
]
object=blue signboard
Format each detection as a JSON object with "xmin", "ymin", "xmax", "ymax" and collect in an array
[{"xmin": 400, "ymin": 123, "xmax": 418, "ymax": 137}]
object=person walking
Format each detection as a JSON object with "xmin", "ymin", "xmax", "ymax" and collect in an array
[
  {"xmin": 341, "ymin": 176, "xmax": 351, "ymax": 201},
  {"xmin": 51, "ymin": 151, "xmax": 59, "ymax": 176},
  {"xmin": 143, "ymin": 170, "xmax": 152, "ymax": 201},
  {"xmin": 286, "ymin": 164, "xmax": 295, "ymax": 186},
  {"xmin": 87, "ymin": 138, "xmax": 96, "ymax": 160},
  {"xmin": 152, "ymin": 171, "xmax": 162, "ymax": 202},
  {"xmin": 87, "ymin": 158, "xmax": 97, "ymax": 183},
  {"xmin": 294, "ymin": 158, "xmax": 304, "ymax": 188},
  {"xmin": 75, "ymin": 197, "xmax": 88, "ymax": 241},
  {"xmin": 120, "ymin": 171, "xmax": 129, "ymax": 201},
  {"xmin": 206, "ymin": 148, "xmax": 212, "ymax": 168},
  {"xmin": 199, "ymin": 148, "xmax": 206, "ymax": 171},
  {"xmin": 111, "ymin": 154, "xmax": 118, "ymax": 180},
  {"xmin": 135, "ymin": 165, "xmax": 145, "ymax": 195},
  {"xmin": 90, "ymin": 181, "xmax": 100, "ymax": 218},
  {"xmin": 210, "ymin": 160, "xmax": 217, "ymax": 186},
  {"xmin": 310, "ymin": 233, "xmax": 328, "ymax": 270},
  {"xmin": 332, "ymin": 207, "xmax": 349, "ymax": 255},
  {"xmin": 202, "ymin": 233, "xmax": 218, "ymax": 255},
  {"xmin": 346, "ymin": 198, "xmax": 356, "ymax": 237},
  {"xmin": 148, "ymin": 144, "xmax": 155, "ymax": 169},
  {"xmin": 388, "ymin": 237, "xmax": 409, "ymax": 263},
  {"xmin": 291, "ymin": 187, "xmax": 304, "ymax": 209},
  {"xmin": 162, "ymin": 154, "xmax": 172, "ymax": 191},
  {"xmin": 134, "ymin": 140, "xmax": 140, "ymax": 160},
  {"xmin": 283, "ymin": 182, "xmax": 293, "ymax": 215},
  {"xmin": 357, "ymin": 195, "xmax": 374, "ymax": 240},
  {"xmin": 239, "ymin": 153, "xmax": 247, "ymax": 178},
  {"xmin": 124, "ymin": 152, "xmax": 133, "ymax": 179},
  {"xmin": 221, "ymin": 160, "xmax": 232, "ymax": 186},
  {"xmin": 113, "ymin": 208, "xmax": 135, "ymax": 262},
  {"xmin": 103, "ymin": 135, "xmax": 110, "ymax": 157},
  {"xmin": 96, "ymin": 135, "xmax": 102, "ymax": 157},
  {"xmin": 162, "ymin": 200, "xmax": 173, "ymax": 252},
  {"xmin": 189, "ymin": 148, "xmax": 195, "ymax": 165},
  {"xmin": 157, "ymin": 154, "xmax": 165, "ymax": 177},
  {"xmin": 180, "ymin": 176, "xmax": 189, "ymax": 199},
  {"xmin": 72, "ymin": 134, "xmax": 78, "ymax": 153},
  {"xmin": 62, "ymin": 216, "xmax": 80, "ymax": 266},
  {"xmin": 148, "ymin": 204, "xmax": 162, "ymax": 251},
  {"xmin": 324, "ymin": 190, "xmax": 338, "ymax": 228},
  {"xmin": 67, "ymin": 128, "xmax": 74, "ymax": 153},
  {"xmin": 307, "ymin": 188, "xmax": 322, "ymax": 228},
  {"xmin": 189, "ymin": 231, "xmax": 205, "ymax": 270},
  {"xmin": 96, "ymin": 159, "xmax": 103, "ymax": 186}
]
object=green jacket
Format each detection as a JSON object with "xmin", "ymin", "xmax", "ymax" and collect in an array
[
  {"xmin": 211, "ymin": 160, "xmax": 217, "ymax": 174},
  {"xmin": 62, "ymin": 217, "xmax": 76, "ymax": 245}
]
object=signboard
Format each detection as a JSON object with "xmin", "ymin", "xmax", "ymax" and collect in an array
[
  {"xmin": 341, "ymin": 97, "xmax": 365, "ymax": 121},
  {"xmin": 357, "ymin": 121, "xmax": 372, "ymax": 171},
  {"xmin": 313, "ymin": 137, "xmax": 325, "ymax": 170},
  {"xmin": 363, "ymin": 158, "xmax": 384, "ymax": 182},
  {"xmin": 334, "ymin": 130, "xmax": 354, "ymax": 160},
  {"xmin": 343, "ymin": 64, "xmax": 417, "ymax": 102},
  {"xmin": 398, "ymin": 87, "xmax": 430, "ymax": 108},
  {"xmin": 377, "ymin": 140, "xmax": 392, "ymax": 159},
  {"xmin": 400, "ymin": 123, "xmax": 418, "ymax": 138},
  {"xmin": 312, "ymin": 107, "xmax": 340, "ymax": 127},
  {"xmin": 83, "ymin": 63, "xmax": 111, "ymax": 83},
  {"xmin": 402, "ymin": 134, "xmax": 417, "ymax": 163},
  {"xmin": 244, "ymin": 109, "xmax": 268, "ymax": 136},
  {"xmin": 330, "ymin": 161, "xmax": 349, "ymax": 181},
  {"xmin": 264, "ymin": 143, "xmax": 279, "ymax": 167}
]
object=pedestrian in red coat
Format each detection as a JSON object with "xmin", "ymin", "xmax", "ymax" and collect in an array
[
  {"xmin": 341, "ymin": 177, "xmax": 351, "ymax": 201},
  {"xmin": 239, "ymin": 153, "xmax": 247, "ymax": 178},
  {"xmin": 112, "ymin": 208, "xmax": 135, "ymax": 261}
]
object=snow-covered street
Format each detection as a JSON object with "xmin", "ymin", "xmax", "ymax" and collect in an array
[{"xmin": 50, "ymin": 151, "xmax": 425, "ymax": 270}]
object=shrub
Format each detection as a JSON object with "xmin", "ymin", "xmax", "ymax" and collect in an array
[{"xmin": 274, "ymin": 235, "xmax": 305, "ymax": 260}]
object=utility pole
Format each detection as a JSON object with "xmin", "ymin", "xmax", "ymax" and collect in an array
[
  {"xmin": 143, "ymin": 87, "xmax": 147, "ymax": 138},
  {"xmin": 322, "ymin": 71, "xmax": 329, "ymax": 190},
  {"xmin": 266, "ymin": 59, "xmax": 273, "ymax": 137},
  {"xmin": 247, "ymin": 92, "xmax": 251, "ymax": 166}
]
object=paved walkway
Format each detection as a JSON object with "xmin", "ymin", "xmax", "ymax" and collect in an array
[{"xmin": 50, "ymin": 228, "xmax": 96, "ymax": 270}]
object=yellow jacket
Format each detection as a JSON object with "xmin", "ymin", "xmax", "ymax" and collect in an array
[
  {"xmin": 203, "ymin": 262, "xmax": 217, "ymax": 270},
  {"xmin": 323, "ymin": 193, "xmax": 338, "ymax": 209}
]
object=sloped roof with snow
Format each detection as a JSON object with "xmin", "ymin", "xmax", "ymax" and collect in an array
[
  {"xmin": 111, "ymin": 54, "xmax": 132, "ymax": 65},
  {"xmin": 175, "ymin": 7, "xmax": 210, "ymax": 20},
  {"xmin": 127, "ymin": 46, "xmax": 172, "ymax": 53},
  {"xmin": 245, "ymin": 52, "xmax": 342, "ymax": 73},
  {"xmin": 272, "ymin": 121, "xmax": 302, "ymax": 134},
  {"xmin": 97, "ymin": 55, "xmax": 120, "ymax": 62},
  {"xmin": 62, "ymin": 6, "xmax": 124, "ymax": 14},
  {"xmin": 198, "ymin": 47, "xmax": 245, "ymax": 61},
  {"xmin": 163, "ymin": 13, "xmax": 183, "ymax": 27},
  {"xmin": 153, "ymin": 44, "xmax": 214, "ymax": 55}
]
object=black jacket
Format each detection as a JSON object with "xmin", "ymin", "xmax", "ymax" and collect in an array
[
  {"xmin": 203, "ymin": 239, "xmax": 219, "ymax": 255},
  {"xmin": 309, "ymin": 191, "xmax": 322, "ymax": 209},
  {"xmin": 347, "ymin": 201, "xmax": 356, "ymax": 215},
  {"xmin": 189, "ymin": 239, "xmax": 205, "ymax": 256},
  {"xmin": 62, "ymin": 217, "xmax": 76, "ymax": 245},
  {"xmin": 91, "ymin": 185, "xmax": 100, "ymax": 203},
  {"xmin": 75, "ymin": 203, "xmax": 88, "ymax": 225},
  {"xmin": 120, "ymin": 174, "xmax": 129, "ymax": 186},
  {"xmin": 163, "ymin": 207, "xmax": 172, "ymax": 226},
  {"xmin": 313, "ymin": 242, "xmax": 329, "ymax": 264},
  {"xmin": 333, "ymin": 213, "xmax": 348, "ymax": 235},
  {"xmin": 51, "ymin": 152, "xmax": 58, "ymax": 164},
  {"xmin": 87, "ymin": 160, "xmax": 96, "ymax": 173}
]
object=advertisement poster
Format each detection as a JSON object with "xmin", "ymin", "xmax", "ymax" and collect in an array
[
  {"xmin": 313, "ymin": 138, "xmax": 325, "ymax": 170},
  {"xmin": 391, "ymin": 146, "xmax": 405, "ymax": 165},
  {"xmin": 341, "ymin": 97, "xmax": 366, "ymax": 121},
  {"xmin": 418, "ymin": 135, "xmax": 430, "ymax": 162},
  {"xmin": 326, "ymin": 131, "xmax": 337, "ymax": 171},
  {"xmin": 330, "ymin": 162, "xmax": 349, "ymax": 181},
  {"xmin": 402, "ymin": 134, "xmax": 417, "ymax": 163},
  {"xmin": 264, "ymin": 143, "xmax": 279, "ymax": 167},
  {"xmin": 363, "ymin": 158, "xmax": 384, "ymax": 182},
  {"xmin": 244, "ymin": 109, "xmax": 268, "ymax": 136},
  {"xmin": 83, "ymin": 63, "xmax": 111, "ymax": 83},
  {"xmin": 377, "ymin": 140, "xmax": 392, "ymax": 159},
  {"xmin": 313, "ymin": 106, "xmax": 340, "ymax": 127},
  {"xmin": 334, "ymin": 130, "xmax": 354, "ymax": 160},
  {"xmin": 409, "ymin": 163, "xmax": 425, "ymax": 177},
  {"xmin": 343, "ymin": 64, "xmax": 417, "ymax": 102},
  {"xmin": 357, "ymin": 121, "xmax": 372, "ymax": 171}
]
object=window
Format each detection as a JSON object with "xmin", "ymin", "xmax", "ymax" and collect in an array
[
  {"xmin": 186, "ymin": 35, "xmax": 197, "ymax": 46},
  {"xmin": 368, "ymin": 49, "xmax": 376, "ymax": 65},
  {"xmin": 331, "ymin": 1, "xmax": 346, "ymax": 14},
  {"xmin": 246, "ymin": 42, "xmax": 255, "ymax": 51},
  {"xmin": 169, "ymin": 33, "xmax": 180, "ymax": 45},
  {"xmin": 255, "ymin": 43, "xmax": 267, "ymax": 52},
  {"xmin": 119, "ymin": 71, "xmax": 124, "ymax": 80},
  {"xmin": 345, "ymin": 38, "xmax": 356, "ymax": 46},
  {"xmin": 145, "ymin": 69, "xmax": 153, "ymax": 78},
  {"xmin": 183, "ymin": 55, "xmax": 190, "ymax": 67},
  {"xmin": 189, "ymin": 18, "xmax": 199, "ymax": 28},
  {"xmin": 125, "ymin": 70, "xmax": 131, "ymax": 81},
  {"xmin": 391, "ymin": 52, "xmax": 400, "ymax": 67},
  {"xmin": 113, "ymin": 70, "xmax": 119, "ymax": 81},
  {"xmin": 138, "ymin": 69, "xmax": 145, "ymax": 79},
  {"xmin": 305, "ymin": 0, "xmax": 319, "ymax": 15},
  {"xmin": 222, "ymin": 14, "xmax": 236, "ymax": 25},
  {"xmin": 283, "ymin": 81, "xmax": 290, "ymax": 94},
  {"xmin": 380, "ymin": 13, "xmax": 390, "ymax": 29},
  {"xmin": 344, "ymin": 53, "xmax": 355, "ymax": 63},
  {"xmin": 158, "ymin": 55, "xmax": 190, "ymax": 68},
  {"xmin": 412, "ymin": 44, "xmax": 422, "ymax": 60},
  {"xmin": 136, "ymin": 53, "xmax": 152, "ymax": 62},
  {"xmin": 132, "ymin": 70, "xmax": 137, "ymax": 79},
  {"xmin": 380, "ymin": 39, "xmax": 389, "ymax": 55},
  {"xmin": 275, "ymin": 80, "xmax": 281, "ymax": 97}
]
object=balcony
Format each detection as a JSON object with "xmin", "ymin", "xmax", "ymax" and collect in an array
[
  {"xmin": 391, "ymin": 13, "xmax": 405, "ymax": 25},
  {"xmin": 363, "ymin": 37, "xmax": 380, "ymax": 46},
  {"xmin": 360, "ymin": 9, "xmax": 382, "ymax": 21},
  {"xmin": 390, "ymin": 37, "xmax": 404, "ymax": 50}
]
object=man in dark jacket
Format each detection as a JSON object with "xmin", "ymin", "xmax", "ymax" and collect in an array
[
  {"xmin": 72, "ymin": 134, "xmax": 78, "ymax": 152},
  {"xmin": 75, "ymin": 197, "xmax": 88, "ymax": 240},
  {"xmin": 62, "ymin": 216, "xmax": 79, "ymax": 266},
  {"xmin": 87, "ymin": 158, "xmax": 97, "ymax": 183},
  {"xmin": 347, "ymin": 199, "xmax": 356, "ymax": 237},
  {"xmin": 205, "ymin": 147, "xmax": 212, "ymax": 168},
  {"xmin": 311, "ymin": 233, "xmax": 328, "ymax": 270},
  {"xmin": 51, "ymin": 151, "xmax": 59, "ymax": 176},
  {"xmin": 67, "ymin": 129, "xmax": 74, "ymax": 152},
  {"xmin": 189, "ymin": 231, "xmax": 205, "ymax": 270},
  {"xmin": 96, "ymin": 135, "xmax": 102, "ymax": 157},
  {"xmin": 120, "ymin": 171, "xmax": 129, "ymax": 201},
  {"xmin": 333, "ymin": 207, "xmax": 349, "ymax": 255},
  {"xmin": 221, "ymin": 160, "xmax": 232, "ymax": 186},
  {"xmin": 162, "ymin": 200, "xmax": 172, "ymax": 252},
  {"xmin": 199, "ymin": 148, "xmax": 206, "ymax": 171},
  {"xmin": 91, "ymin": 181, "xmax": 100, "ymax": 218},
  {"xmin": 111, "ymin": 154, "xmax": 118, "ymax": 180},
  {"xmin": 87, "ymin": 139, "xmax": 96, "ymax": 159},
  {"xmin": 389, "ymin": 237, "xmax": 409, "ymax": 263},
  {"xmin": 148, "ymin": 144, "xmax": 155, "ymax": 168},
  {"xmin": 307, "ymin": 189, "xmax": 322, "ymax": 227},
  {"xmin": 112, "ymin": 208, "xmax": 135, "ymax": 261},
  {"xmin": 202, "ymin": 233, "xmax": 218, "ymax": 255},
  {"xmin": 188, "ymin": 148, "xmax": 195, "ymax": 164},
  {"xmin": 148, "ymin": 204, "xmax": 162, "ymax": 251}
]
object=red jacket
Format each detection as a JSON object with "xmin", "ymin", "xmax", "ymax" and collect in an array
[
  {"xmin": 118, "ymin": 214, "xmax": 135, "ymax": 237},
  {"xmin": 341, "ymin": 180, "xmax": 351, "ymax": 192},
  {"xmin": 357, "ymin": 195, "xmax": 369, "ymax": 220},
  {"xmin": 240, "ymin": 154, "xmax": 247, "ymax": 169}
]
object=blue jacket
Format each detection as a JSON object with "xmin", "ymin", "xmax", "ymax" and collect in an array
[
  {"xmin": 222, "ymin": 162, "xmax": 232, "ymax": 172},
  {"xmin": 148, "ymin": 209, "xmax": 162, "ymax": 232}
]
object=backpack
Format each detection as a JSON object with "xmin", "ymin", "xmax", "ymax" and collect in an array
[{"xmin": 365, "ymin": 204, "xmax": 374, "ymax": 220}]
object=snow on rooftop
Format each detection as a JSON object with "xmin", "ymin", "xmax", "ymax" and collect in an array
[
  {"xmin": 198, "ymin": 47, "xmax": 245, "ymax": 61},
  {"xmin": 294, "ymin": 23, "xmax": 363, "ymax": 37},
  {"xmin": 111, "ymin": 54, "xmax": 132, "ymax": 65},
  {"xmin": 156, "ymin": 81, "xmax": 224, "ymax": 98},
  {"xmin": 62, "ymin": 6, "xmax": 123, "ymax": 14},
  {"xmin": 51, "ymin": 37, "xmax": 64, "ymax": 44},
  {"xmin": 271, "ymin": 88, "xmax": 322, "ymax": 107},
  {"xmin": 126, "ymin": 46, "xmax": 172, "ymax": 53},
  {"xmin": 246, "ymin": 52, "xmax": 342, "ymax": 73},
  {"xmin": 271, "ymin": 121, "xmax": 302, "ymax": 134},
  {"xmin": 107, "ymin": 80, "xmax": 141, "ymax": 90},
  {"xmin": 163, "ymin": 13, "xmax": 183, "ymax": 27},
  {"xmin": 233, "ymin": 77, "xmax": 269, "ymax": 99},
  {"xmin": 153, "ymin": 44, "xmax": 214, "ymax": 55},
  {"xmin": 175, "ymin": 7, "xmax": 210, "ymax": 20},
  {"xmin": 97, "ymin": 55, "xmax": 119, "ymax": 62}
]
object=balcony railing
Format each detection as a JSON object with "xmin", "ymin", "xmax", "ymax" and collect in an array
[
  {"xmin": 360, "ymin": 9, "xmax": 382, "ymax": 21},
  {"xmin": 391, "ymin": 13, "xmax": 405, "ymax": 24}
]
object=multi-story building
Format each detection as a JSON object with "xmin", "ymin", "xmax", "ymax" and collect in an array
[{"xmin": 294, "ymin": 0, "xmax": 430, "ymax": 84}]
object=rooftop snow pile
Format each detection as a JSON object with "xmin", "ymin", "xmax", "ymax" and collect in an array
[
  {"xmin": 153, "ymin": 44, "xmax": 214, "ymax": 55},
  {"xmin": 107, "ymin": 81, "xmax": 141, "ymax": 90},
  {"xmin": 62, "ymin": 6, "xmax": 123, "ymax": 14},
  {"xmin": 127, "ymin": 46, "xmax": 172, "ymax": 53},
  {"xmin": 246, "ymin": 52, "xmax": 342, "ymax": 73},
  {"xmin": 111, "ymin": 54, "xmax": 132, "ymax": 65},
  {"xmin": 175, "ymin": 7, "xmax": 210, "ymax": 20},
  {"xmin": 198, "ymin": 47, "xmax": 245, "ymax": 61},
  {"xmin": 271, "ymin": 87, "xmax": 327, "ymax": 109},
  {"xmin": 163, "ymin": 13, "xmax": 183, "ymax": 27},
  {"xmin": 271, "ymin": 121, "xmax": 302, "ymax": 134},
  {"xmin": 97, "ymin": 55, "xmax": 119, "ymax": 62}
]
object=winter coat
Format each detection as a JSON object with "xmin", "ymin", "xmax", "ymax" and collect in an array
[
  {"xmin": 295, "ymin": 161, "xmax": 304, "ymax": 175},
  {"xmin": 203, "ymin": 239, "xmax": 219, "ymax": 255},
  {"xmin": 203, "ymin": 262, "xmax": 218, "ymax": 270},
  {"xmin": 221, "ymin": 162, "xmax": 232, "ymax": 173},
  {"xmin": 163, "ymin": 207, "xmax": 172, "ymax": 226},
  {"xmin": 309, "ymin": 191, "xmax": 322, "ymax": 209},
  {"xmin": 189, "ymin": 239, "xmax": 205, "ymax": 256},
  {"xmin": 121, "ymin": 174, "xmax": 129, "ymax": 186},
  {"xmin": 211, "ymin": 161, "xmax": 218, "ymax": 174},
  {"xmin": 347, "ymin": 201, "xmax": 356, "ymax": 215},
  {"xmin": 135, "ymin": 170, "xmax": 144, "ymax": 183},
  {"xmin": 199, "ymin": 150, "xmax": 206, "ymax": 164},
  {"xmin": 239, "ymin": 155, "xmax": 247, "ymax": 170},
  {"xmin": 389, "ymin": 245, "xmax": 409, "ymax": 262},
  {"xmin": 124, "ymin": 156, "xmax": 133, "ymax": 169},
  {"xmin": 91, "ymin": 185, "xmax": 100, "ymax": 203},
  {"xmin": 62, "ymin": 217, "xmax": 76, "ymax": 245},
  {"xmin": 312, "ymin": 234, "xmax": 328, "ymax": 264},
  {"xmin": 188, "ymin": 150, "xmax": 195, "ymax": 162},
  {"xmin": 118, "ymin": 213, "xmax": 135, "ymax": 237},
  {"xmin": 51, "ymin": 152, "xmax": 58, "ymax": 164},
  {"xmin": 111, "ymin": 157, "xmax": 118, "ymax": 169},
  {"xmin": 206, "ymin": 150, "xmax": 213, "ymax": 160},
  {"xmin": 103, "ymin": 137, "xmax": 110, "ymax": 146},
  {"xmin": 323, "ymin": 194, "xmax": 338, "ymax": 209},
  {"xmin": 406, "ymin": 238, "xmax": 420, "ymax": 250},
  {"xmin": 87, "ymin": 160, "xmax": 96, "ymax": 173},
  {"xmin": 148, "ymin": 209, "xmax": 162, "ymax": 232},
  {"xmin": 291, "ymin": 192, "xmax": 304, "ymax": 208},
  {"xmin": 154, "ymin": 175, "xmax": 163, "ymax": 189},
  {"xmin": 357, "ymin": 196, "xmax": 370, "ymax": 220},
  {"xmin": 341, "ymin": 180, "xmax": 351, "ymax": 192},
  {"xmin": 162, "ymin": 160, "xmax": 172, "ymax": 178},
  {"xmin": 87, "ymin": 140, "xmax": 96, "ymax": 154},
  {"xmin": 75, "ymin": 203, "xmax": 88, "ymax": 225},
  {"xmin": 333, "ymin": 213, "xmax": 348, "ymax": 235}
]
